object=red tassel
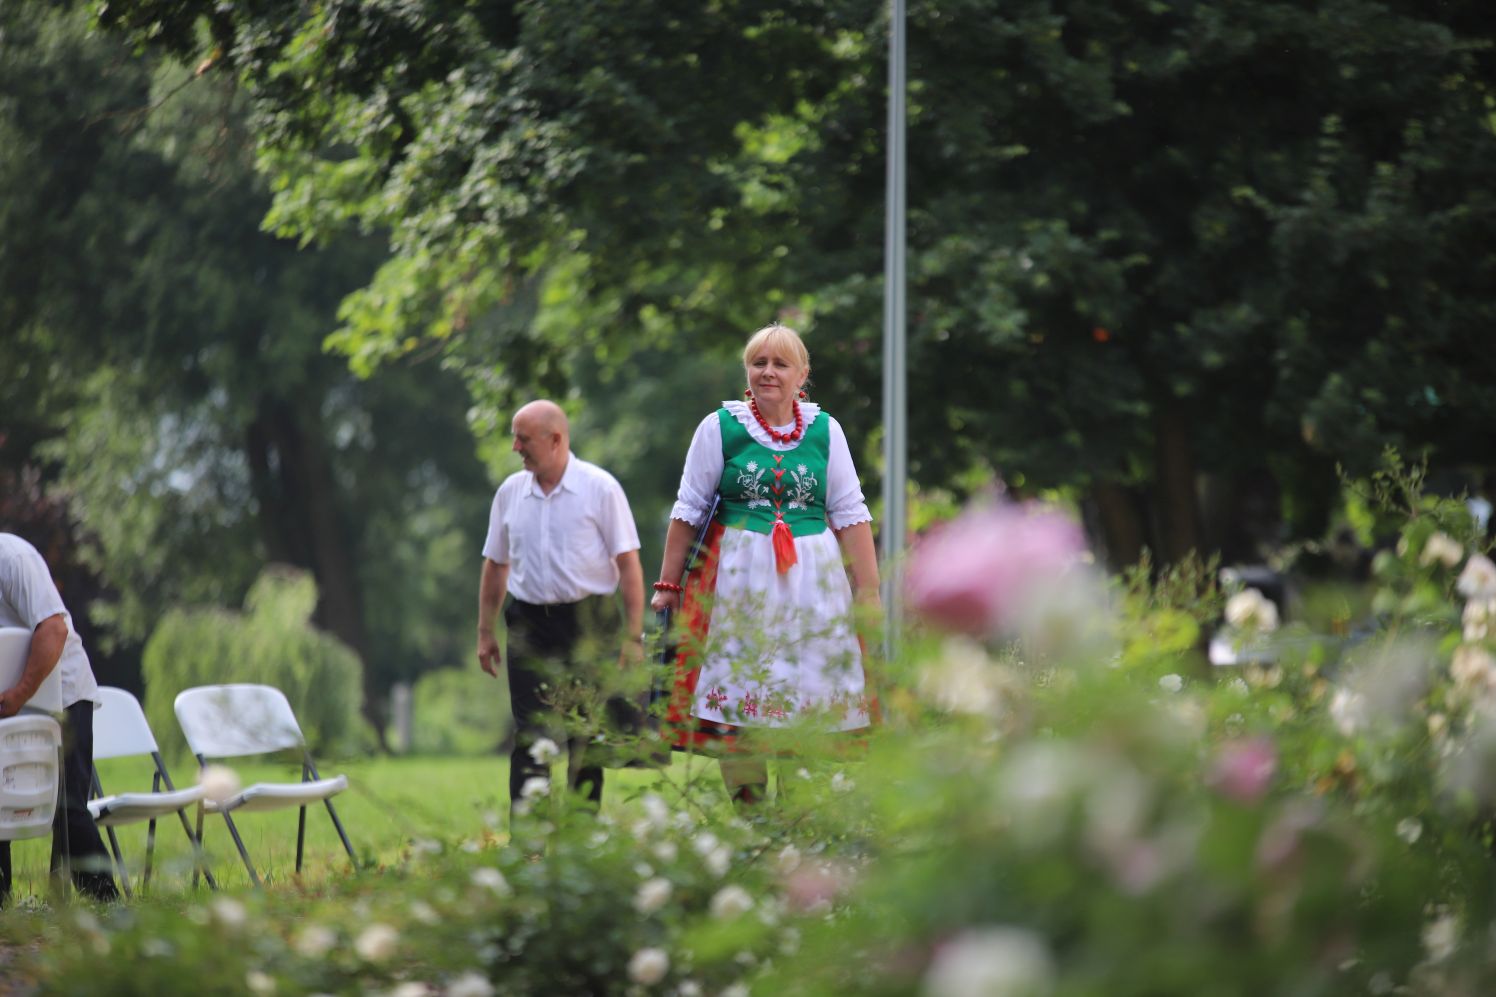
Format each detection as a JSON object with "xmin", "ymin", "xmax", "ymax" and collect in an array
[{"xmin": 772, "ymin": 519, "xmax": 798, "ymax": 574}]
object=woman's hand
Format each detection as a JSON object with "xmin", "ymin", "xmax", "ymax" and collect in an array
[{"xmin": 650, "ymin": 589, "xmax": 682, "ymax": 614}]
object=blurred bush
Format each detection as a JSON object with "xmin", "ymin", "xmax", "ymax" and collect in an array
[{"xmin": 400, "ymin": 666, "xmax": 508, "ymax": 756}]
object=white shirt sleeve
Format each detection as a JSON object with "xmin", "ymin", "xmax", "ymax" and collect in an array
[
  {"xmin": 669, "ymin": 413, "xmax": 725, "ymax": 526},
  {"xmin": 1, "ymin": 541, "xmax": 67, "ymax": 630},
  {"xmin": 825, "ymin": 416, "xmax": 873, "ymax": 530},
  {"xmin": 596, "ymin": 473, "xmax": 642, "ymax": 556},
  {"xmin": 480, "ymin": 484, "xmax": 510, "ymax": 564}
]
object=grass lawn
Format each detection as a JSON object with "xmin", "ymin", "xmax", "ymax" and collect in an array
[{"xmin": 9, "ymin": 753, "xmax": 715, "ymax": 899}]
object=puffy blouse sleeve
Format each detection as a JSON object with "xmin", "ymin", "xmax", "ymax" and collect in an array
[
  {"xmin": 825, "ymin": 416, "xmax": 873, "ymax": 530},
  {"xmin": 669, "ymin": 413, "xmax": 725, "ymax": 526}
]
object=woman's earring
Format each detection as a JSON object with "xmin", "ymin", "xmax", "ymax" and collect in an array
[
  {"xmin": 744, "ymin": 388, "xmax": 753, "ymax": 399},
  {"xmin": 797, "ymin": 389, "xmax": 807, "ymax": 400}
]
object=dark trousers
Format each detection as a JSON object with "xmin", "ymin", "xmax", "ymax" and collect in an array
[
  {"xmin": 0, "ymin": 701, "xmax": 119, "ymax": 904},
  {"xmin": 505, "ymin": 596, "xmax": 616, "ymax": 811}
]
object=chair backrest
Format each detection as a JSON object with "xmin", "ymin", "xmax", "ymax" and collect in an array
[
  {"xmin": 0, "ymin": 627, "xmax": 66, "ymax": 714},
  {"xmin": 0, "ymin": 714, "xmax": 61, "ymax": 841},
  {"xmin": 174, "ymin": 684, "xmax": 306, "ymax": 759},
  {"xmin": 92, "ymin": 686, "xmax": 161, "ymax": 761}
]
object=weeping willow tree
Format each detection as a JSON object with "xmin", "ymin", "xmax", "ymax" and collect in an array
[{"xmin": 141, "ymin": 566, "xmax": 368, "ymax": 760}]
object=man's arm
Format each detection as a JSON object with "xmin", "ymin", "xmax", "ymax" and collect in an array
[
  {"xmin": 615, "ymin": 549, "xmax": 645, "ymax": 668},
  {"xmin": 0, "ymin": 613, "xmax": 67, "ymax": 718},
  {"xmin": 477, "ymin": 558, "xmax": 510, "ymax": 678}
]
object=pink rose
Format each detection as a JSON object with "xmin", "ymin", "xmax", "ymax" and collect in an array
[
  {"xmin": 783, "ymin": 860, "xmax": 858, "ymax": 914},
  {"xmin": 1209, "ymin": 737, "xmax": 1277, "ymax": 805},
  {"xmin": 905, "ymin": 500, "xmax": 1088, "ymax": 637}
]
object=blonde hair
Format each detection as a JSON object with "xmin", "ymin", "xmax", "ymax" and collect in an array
[{"xmin": 742, "ymin": 324, "xmax": 811, "ymax": 374}]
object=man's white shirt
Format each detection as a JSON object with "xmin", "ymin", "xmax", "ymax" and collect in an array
[
  {"xmin": 482, "ymin": 453, "xmax": 641, "ymax": 605},
  {"xmin": 0, "ymin": 533, "xmax": 100, "ymax": 708}
]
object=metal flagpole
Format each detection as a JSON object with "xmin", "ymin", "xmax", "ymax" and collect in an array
[{"xmin": 880, "ymin": 0, "xmax": 907, "ymax": 661}]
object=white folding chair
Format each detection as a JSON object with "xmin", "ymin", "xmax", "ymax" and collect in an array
[
  {"xmin": 0, "ymin": 628, "xmax": 65, "ymax": 863},
  {"xmin": 0, "ymin": 627, "xmax": 64, "ymax": 716},
  {"xmin": 174, "ymin": 684, "xmax": 355, "ymax": 885},
  {"xmin": 0, "ymin": 715, "xmax": 63, "ymax": 843},
  {"xmin": 88, "ymin": 687, "xmax": 214, "ymax": 895}
]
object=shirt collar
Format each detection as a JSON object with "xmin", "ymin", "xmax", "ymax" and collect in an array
[{"xmin": 527, "ymin": 452, "xmax": 579, "ymax": 498}]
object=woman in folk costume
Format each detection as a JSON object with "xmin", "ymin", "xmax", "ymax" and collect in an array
[{"xmin": 650, "ymin": 324, "xmax": 881, "ymax": 805}]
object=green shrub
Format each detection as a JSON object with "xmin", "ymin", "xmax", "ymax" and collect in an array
[
  {"xmin": 141, "ymin": 565, "xmax": 368, "ymax": 759},
  {"xmin": 401, "ymin": 666, "xmax": 508, "ymax": 756}
]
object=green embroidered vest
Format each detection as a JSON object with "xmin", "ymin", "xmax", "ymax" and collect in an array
[{"xmin": 716, "ymin": 407, "xmax": 830, "ymax": 537}]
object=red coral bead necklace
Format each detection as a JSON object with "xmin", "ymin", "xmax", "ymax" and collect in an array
[{"xmin": 748, "ymin": 396, "xmax": 804, "ymax": 443}]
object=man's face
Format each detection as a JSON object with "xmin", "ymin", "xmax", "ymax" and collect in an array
[{"xmin": 511, "ymin": 414, "xmax": 559, "ymax": 475}]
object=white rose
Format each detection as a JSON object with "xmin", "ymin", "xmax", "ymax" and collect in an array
[
  {"xmin": 198, "ymin": 764, "xmax": 242, "ymax": 804},
  {"xmin": 627, "ymin": 947, "xmax": 670, "ymax": 986},
  {"xmin": 1421, "ymin": 531, "xmax": 1464, "ymax": 568},
  {"xmin": 775, "ymin": 844, "xmax": 802, "ymax": 875},
  {"xmin": 1157, "ymin": 674, "xmax": 1183, "ymax": 693},
  {"xmin": 1451, "ymin": 644, "xmax": 1496, "ymax": 694},
  {"xmin": 210, "ymin": 897, "xmax": 247, "ymax": 930},
  {"xmin": 917, "ymin": 637, "xmax": 1008, "ymax": 717},
  {"xmin": 294, "ymin": 924, "xmax": 338, "ymax": 958},
  {"xmin": 386, "ymin": 984, "xmax": 429, "ymax": 997},
  {"xmin": 641, "ymin": 793, "xmax": 671, "ymax": 828},
  {"xmin": 1428, "ymin": 712, "xmax": 1449, "ymax": 743},
  {"xmin": 921, "ymin": 926, "xmax": 1055, "ymax": 997},
  {"xmin": 355, "ymin": 923, "xmax": 401, "ymax": 963},
  {"xmin": 1458, "ymin": 554, "xmax": 1496, "ymax": 600},
  {"xmin": 1395, "ymin": 818, "xmax": 1423, "ymax": 845},
  {"xmin": 1422, "ymin": 911, "xmax": 1459, "ymax": 963},
  {"xmin": 709, "ymin": 885, "xmax": 755, "ymax": 920},
  {"xmin": 634, "ymin": 877, "xmax": 673, "ymax": 915},
  {"xmin": 527, "ymin": 737, "xmax": 560, "ymax": 765},
  {"xmin": 1225, "ymin": 589, "xmax": 1279, "ymax": 633},
  {"xmin": 1329, "ymin": 687, "xmax": 1367, "ymax": 738},
  {"xmin": 470, "ymin": 866, "xmax": 512, "ymax": 896},
  {"xmin": 705, "ymin": 846, "xmax": 732, "ymax": 879},
  {"xmin": 445, "ymin": 972, "xmax": 496, "ymax": 997},
  {"xmin": 830, "ymin": 772, "xmax": 854, "ymax": 794},
  {"xmin": 520, "ymin": 777, "xmax": 550, "ymax": 801},
  {"xmin": 1463, "ymin": 598, "xmax": 1495, "ymax": 642},
  {"xmin": 246, "ymin": 971, "xmax": 276, "ymax": 995}
]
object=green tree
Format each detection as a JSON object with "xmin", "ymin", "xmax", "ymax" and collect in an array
[
  {"xmin": 1, "ymin": 3, "xmax": 494, "ymax": 736},
  {"xmin": 93, "ymin": 0, "xmax": 1496, "ymax": 570}
]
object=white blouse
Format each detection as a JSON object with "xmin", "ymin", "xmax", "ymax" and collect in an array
[{"xmin": 669, "ymin": 401, "xmax": 873, "ymax": 531}]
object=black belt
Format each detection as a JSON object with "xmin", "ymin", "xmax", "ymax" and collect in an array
[{"xmin": 511, "ymin": 595, "xmax": 604, "ymax": 617}]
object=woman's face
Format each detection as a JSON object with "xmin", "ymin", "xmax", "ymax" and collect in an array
[{"xmin": 746, "ymin": 348, "xmax": 806, "ymax": 407}]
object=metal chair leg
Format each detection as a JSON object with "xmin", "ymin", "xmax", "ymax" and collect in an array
[
  {"xmin": 192, "ymin": 804, "xmax": 206, "ymax": 890},
  {"xmin": 175, "ymin": 807, "xmax": 217, "ymax": 890},
  {"xmin": 324, "ymin": 798, "xmax": 357, "ymax": 863},
  {"xmin": 295, "ymin": 805, "xmax": 307, "ymax": 874},
  {"xmin": 219, "ymin": 810, "xmax": 261, "ymax": 887}
]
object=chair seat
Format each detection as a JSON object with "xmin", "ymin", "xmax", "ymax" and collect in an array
[
  {"xmin": 89, "ymin": 784, "xmax": 208, "ymax": 827},
  {"xmin": 206, "ymin": 774, "xmax": 348, "ymax": 814}
]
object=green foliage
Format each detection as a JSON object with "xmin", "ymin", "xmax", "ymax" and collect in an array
[
  {"xmin": 1116, "ymin": 548, "xmax": 1223, "ymax": 675},
  {"xmin": 91, "ymin": 0, "xmax": 1496, "ymax": 567},
  {"xmin": 15, "ymin": 488, "xmax": 1496, "ymax": 992},
  {"xmin": 402, "ymin": 666, "xmax": 507, "ymax": 756},
  {"xmin": 141, "ymin": 566, "xmax": 368, "ymax": 759},
  {"xmin": 3, "ymin": 3, "xmax": 497, "ymax": 725}
]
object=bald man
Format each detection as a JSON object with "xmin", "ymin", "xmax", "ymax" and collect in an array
[{"xmin": 477, "ymin": 401, "xmax": 644, "ymax": 815}]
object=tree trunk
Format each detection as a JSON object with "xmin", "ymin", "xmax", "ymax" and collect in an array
[
  {"xmin": 1152, "ymin": 405, "xmax": 1202, "ymax": 565},
  {"xmin": 245, "ymin": 396, "xmax": 390, "ymax": 750},
  {"xmin": 1091, "ymin": 480, "xmax": 1146, "ymax": 571}
]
